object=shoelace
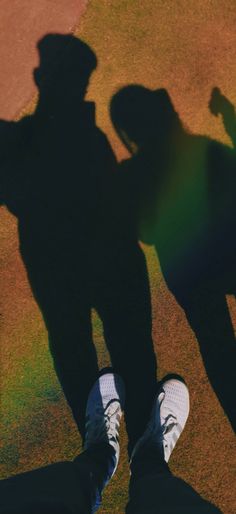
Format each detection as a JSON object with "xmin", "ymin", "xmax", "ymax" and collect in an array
[
  {"xmin": 130, "ymin": 390, "xmax": 179, "ymax": 464},
  {"xmin": 159, "ymin": 394, "xmax": 179, "ymax": 457},
  {"xmin": 144, "ymin": 391, "xmax": 178, "ymax": 442},
  {"xmin": 85, "ymin": 402, "xmax": 120, "ymax": 447},
  {"xmin": 160, "ymin": 392, "xmax": 178, "ymax": 431},
  {"xmin": 162, "ymin": 413, "xmax": 178, "ymax": 437}
]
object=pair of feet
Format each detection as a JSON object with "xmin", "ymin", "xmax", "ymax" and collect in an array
[{"xmin": 84, "ymin": 369, "xmax": 190, "ymax": 478}]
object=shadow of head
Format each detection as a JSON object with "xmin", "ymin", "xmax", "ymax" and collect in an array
[
  {"xmin": 34, "ymin": 33, "xmax": 97, "ymax": 101},
  {"xmin": 110, "ymin": 85, "xmax": 181, "ymax": 153}
]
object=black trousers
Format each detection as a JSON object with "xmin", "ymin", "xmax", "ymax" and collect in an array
[
  {"xmin": 0, "ymin": 446, "xmax": 222, "ymax": 514},
  {"xmin": 126, "ymin": 474, "xmax": 222, "ymax": 514}
]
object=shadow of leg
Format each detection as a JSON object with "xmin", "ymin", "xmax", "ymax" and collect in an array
[
  {"xmin": 23, "ymin": 256, "xmax": 99, "ymax": 438},
  {"xmin": 95, "ymin": 244, "xmax": 157, "ymax": 454},
  {"xmin": 182, "ymin": 288, "xmax": 236, "ymax": 433},
  {"xmin": 48, "ymin": 306, "xmax": 99, "ymax": 439}
]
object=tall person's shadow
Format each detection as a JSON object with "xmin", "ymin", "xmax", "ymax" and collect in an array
[
  {"xmin": 110, "ymin": 85, "xmax": 236, "ymax": 433},
  {"xmin": 0, "ymin": 35, "xmax": 157, "ymax": 450}
]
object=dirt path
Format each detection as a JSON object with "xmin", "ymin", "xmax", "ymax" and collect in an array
[{"xmin": 0, "ymin": 0, "xmax": 88, "ymax": 119}]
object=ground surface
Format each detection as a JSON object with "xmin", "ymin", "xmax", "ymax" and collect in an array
[{"xmin": 0, "ymin": 1, "xmax": 236, "ymax": 513}]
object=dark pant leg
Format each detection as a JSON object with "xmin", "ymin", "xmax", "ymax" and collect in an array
[
  {"xmin": 0, "ymin": 445, "xmax": 115, "ymax": 514},
  {"xmin": 0, "ymin": 462, "xmax": 90, "ymax": 514},
  {"xmin": 94, "ymin": 243, "xmax": 157, "ymax": 454},
  {"xmin": 126, "ymin": 445, "xmax": 222, "ymax": 514},
  {"xmin": 126, "ymin": 473, "xmax": 223, "ymax": 514}
]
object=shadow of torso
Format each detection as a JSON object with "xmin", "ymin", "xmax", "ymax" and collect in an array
[
  {"xmin": 4, "ymin": 103, "xmax": 113, "ymax": 278},
  {"xmin": 120, "ymin": 133, "xmax": 236, "ymax": 301}
]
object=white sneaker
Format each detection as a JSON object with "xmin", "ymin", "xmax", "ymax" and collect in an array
[
  {"xmin": 84, "ymin": 369, "xmax": 125, "ymax": 475},
  {"xmin": 131, "ymin": 376, "xmax": 190, "ymax": 463}
]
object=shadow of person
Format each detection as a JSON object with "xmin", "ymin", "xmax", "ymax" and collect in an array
[
  {"xmin": 0, "ymin": 35, "xmax": 157, "ymax": 450},
  {"xmin": 110, "ymin": 85, "xmax": 236, "ymax": 433}
]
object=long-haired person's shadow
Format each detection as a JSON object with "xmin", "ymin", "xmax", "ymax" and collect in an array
[
  {"xmin": 0, "ymin": 35, "xmax": 157, "ymax": 450},
  {"xmin": 110, "ymin": 85, "xmax": 236, "ymax": 433}
]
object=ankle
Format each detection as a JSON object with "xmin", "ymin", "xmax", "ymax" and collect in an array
[{"xmin": 130, "ymin": 445, "xmax": 171, "ymax": 480}]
